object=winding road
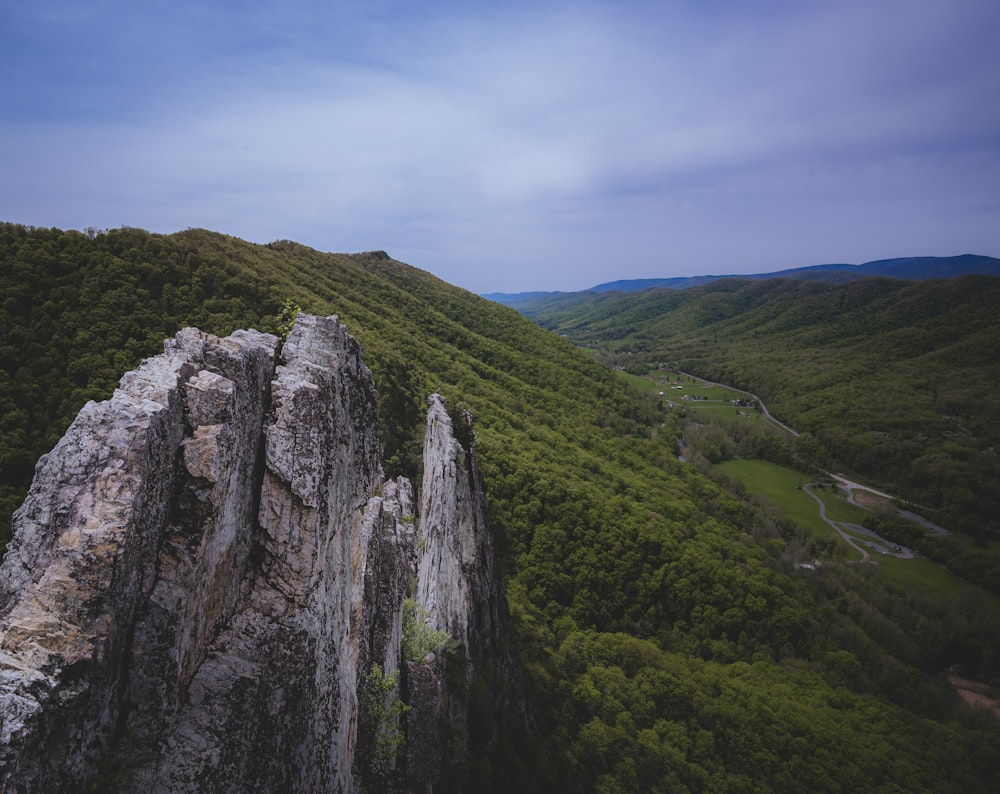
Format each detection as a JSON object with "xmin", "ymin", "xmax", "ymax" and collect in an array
[
  {"xmin": 673, "ymin": 369, "xmax": 947, "ymax": 554},
  {"xmin": 803, "ymin": 486, "xmax": 871, "ymax": 561},
  {"xmin": 674, "ymin": 370, "xmax": 799, "ymax": 436},
  {"xmin": 803, "ymin": 485, "xmax": 917, "ymax": 562}
]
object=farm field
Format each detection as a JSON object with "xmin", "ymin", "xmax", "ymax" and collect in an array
[
  {"xmin": 712, "ymin": 457, "xmax": 998, "ymax": 604},
  {"xmin": 714, "ymin": 459, "xmax": 821, "ymax": 533},
  {"xmin": 617, "ymin": 369, "xmax": 772, "ymax": 427}
]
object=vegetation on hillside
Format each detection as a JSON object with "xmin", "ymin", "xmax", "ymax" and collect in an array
[
  {"xmin": 2, "ymin": 223, "xmax": 999, "ymax": 792},
  {"xmin": 513, "ymin": 276, "xmax": 1000, "ymax": 541}
]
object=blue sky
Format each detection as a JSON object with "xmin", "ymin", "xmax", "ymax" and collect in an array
[{"xmin": 2, "ymin": 0, "xmax": 998, "ymax": 293}]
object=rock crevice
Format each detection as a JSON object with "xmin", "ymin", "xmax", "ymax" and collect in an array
[{"xmin": 0, "ymin": 315, "xmax": 508, "ymax": 793}]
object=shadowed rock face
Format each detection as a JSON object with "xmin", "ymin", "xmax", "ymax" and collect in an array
[{"xmin": 0, "ymin": 315, "xmax": 508, "ymax": 793}]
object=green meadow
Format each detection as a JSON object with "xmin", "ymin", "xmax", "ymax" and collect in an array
[
  {"xmin": 713, "ymin": 458, "xmax": 988, "ymax": 600},
  {"xmin": 714, "ymin": 459, "xmax": 813, "ymax": 527}
]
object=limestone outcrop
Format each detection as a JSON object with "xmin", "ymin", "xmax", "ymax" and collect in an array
[
  {"xmin": 416, "ymin": 394, "xmax": 505, "ymax": 665},
  {"xmin": 0, "ymin": 315, "xmax": 508, "ymax": 793}
]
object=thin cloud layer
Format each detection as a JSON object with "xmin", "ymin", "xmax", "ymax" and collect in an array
[{"xmin": 2, "ymin": 0, "xmax": 998, "ymax": 292}]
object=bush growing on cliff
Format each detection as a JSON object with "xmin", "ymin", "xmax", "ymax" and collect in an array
[
  {"xmin": 402, "ymin": 598, "xmax": 453, "ymax": 661},
  {"xmin": 356, "ymin": 664, "xmax": 409, "ymax": 792},
  {"xmin": 273, "ymin": 298, "xmax": 300, "ymax": 344}
]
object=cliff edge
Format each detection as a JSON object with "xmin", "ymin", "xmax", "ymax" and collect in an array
[{"xmin": 0, "ymin": 314, "xmax": 510, "ymax": 792}]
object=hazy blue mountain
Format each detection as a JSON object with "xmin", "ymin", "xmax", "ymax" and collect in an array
[{"xmin": 484, "ymin": 254, "xmax": 1000, "ymax": 304}]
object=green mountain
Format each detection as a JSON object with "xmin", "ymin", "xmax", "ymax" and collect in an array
[
  {"xmin": 2, "ymin": 223, "xmax": 999, "ymax": 792},
  {"xmin": 508, "ymin": 275, "xmax": 1000, "ymax": 541}
]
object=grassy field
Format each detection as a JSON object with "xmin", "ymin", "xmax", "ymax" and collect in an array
[
  {"xmin": 685, "ymin": 403, "xmax": 771, "ymax": 426},
  {"xmin": 714, "ymin": 459, "xmax": 863, "ymax": 560},
  {"xmin": 618, "ymin": 370, "xmax": 773, "ymax": 428},
  {"xmin": 618, "ymin": 370, "xmax": 747, "ymax": 400},
  {"xmin": 713, "ymin": 458, "xmax": 988, "ymax": 598},
  {"xmin": 714, "ymin": 459, "xmax": 831, "ymax": 538},
  {"xmin": 877, "ymin": 555, "xmax": 969, "ymax": 598},
  {"xmin": 616, "ymin": 371, "xmax": 664, "ymax": 394},
  {"xmin": 947, "ymin": 530, "xmax": 1000, "ymax": 557},
  {"xmin": 806, "ymin": 484, "xmax": 870, "ymax": 524}
]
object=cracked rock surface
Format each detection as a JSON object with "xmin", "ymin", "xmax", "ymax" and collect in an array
[{"xmin": 0, "ymin": 315, "xmax": 508, "ymax": 793}]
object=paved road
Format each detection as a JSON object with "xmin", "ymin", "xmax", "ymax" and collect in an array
[
  {"xmin": 674, "ymin": 370, "xmax": 799, "ymax": 436},
  {"xmin": 830, "ymin": 473, "xmax": 895, "ymax": 503},
  {"xmin": 899, "ymin": 510, "xmax": 950, "ymax": 537},
  {"xmin": 803, "ymin": 486, "xmax": 870, "ymax": 561},
  {"xmin": 802, "ymin": 485, "xmax": 871, "ymax": 562},
  {"xmin": 803, "ymin": 485, "xmax": 917, "ymax": 562},
  {"xmin": 831, "ymin": 474, "xmax": 949, "ymax": 537},
  {"xmin": 675, "ymin": 370, "xmax": 950, "ymax": 539}
]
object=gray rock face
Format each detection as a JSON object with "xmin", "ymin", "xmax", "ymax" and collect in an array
[
  {"xmin": 405, "ymin": 395, "xmax": 512, "ymax": 792},
  {"xmin": 115, "ymin": 314, "xmax": 414, "ymax": 794},
  {"xmin": 0, "ymin": 315, "xmax": 506, "ymax": 793},
  {"xmin": 0, "ymin": 326, "xmax": 277, "ymax": 790},
  {"xmin": 415, "ymin": 394, "xmax": 504, "ymax": 663}
]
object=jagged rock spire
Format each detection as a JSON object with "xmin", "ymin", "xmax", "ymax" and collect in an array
[
  {"xmin": 0, "ymin": 317, "xmax": 511, "ymax": 793},
  {"xmin": 415, "ymin": 394, "xmax": 502, "ymax": 662}
]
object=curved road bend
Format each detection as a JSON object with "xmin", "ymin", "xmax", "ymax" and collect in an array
[
  {"xmin": 803, "ymin": 486, "xmax": 871, "ymax": 561},
  {"xmin": 674, "ymin": 370, "xmax": 949, "ymax": 538},
  {"xmin": 833, "ymin": 474, "xmax": 949, "ymax": 536},
  {"xmin": 830, "ymin": 473, "xmax": 894, "ymax": 503},
  {"xmin": 803, "ymin": 485, "xmax": 916, "ymax": 561}
]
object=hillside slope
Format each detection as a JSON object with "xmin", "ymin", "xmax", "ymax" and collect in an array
[
  {"xmin": 2, "ymin": 223, "xmax": 999, "ymax": 792},
  {"xmin": 510, "ymin": 275, "xmax": 1000, "ymax": 538}
]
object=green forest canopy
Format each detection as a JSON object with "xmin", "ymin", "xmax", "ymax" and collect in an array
[
  {"xmin": 2, "ymin": 223, "xmax": 998, "ymax": 792},
  {"xmin": 510, "ymin": 275, "xmax": 1000, "ymax": 540}
]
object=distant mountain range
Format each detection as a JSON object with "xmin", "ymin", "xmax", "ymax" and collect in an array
[{"xmin": 484, "ymin": 254, "xmax": 1000, "ymax": 305}]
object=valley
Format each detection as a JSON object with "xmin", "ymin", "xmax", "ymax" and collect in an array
[
  {"xmin": 633, "ymin": 367, "xmax": 942, "ymax": 564},
  {"xmin": 516, "ymin": 275, "xmax": 1000, "ymax": 547},
  {"xmin": 617, "ymin": 352, "xmax": 1000, "ymax": 604},
  {"xmin": 1, "ymin": 224, "xmax": 998, "ymax": 792}
]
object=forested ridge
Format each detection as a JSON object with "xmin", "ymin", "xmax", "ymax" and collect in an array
[
  {"xmin": 2, "ymin": 223, "xmax": 999, "ymax": 792},
  {"xmin": 513, "ymin": 276, "xmax": 1000, "ymax": 540}
]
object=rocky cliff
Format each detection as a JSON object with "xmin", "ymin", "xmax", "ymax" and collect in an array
[
  {"xmin": 0, "ymin": 314, "xmax": 509, "ymax": 793},
  {"xmin": 416, "ymin": 397, "xmax": 503, "ymax": 664}
]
